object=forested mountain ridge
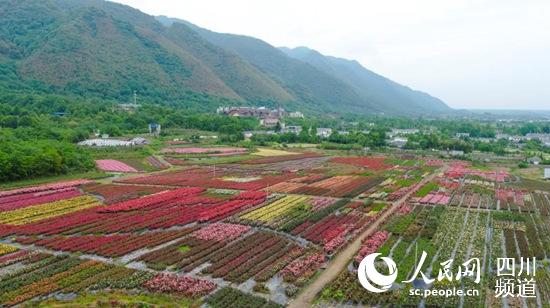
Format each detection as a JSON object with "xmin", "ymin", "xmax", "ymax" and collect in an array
[
  {"xmin": 0, "ymin": 0, "xmax": 293, "ymax": 110},
  {"xmin": 0, "ymin": 0, "xmax": 450, "ymax": 115}
]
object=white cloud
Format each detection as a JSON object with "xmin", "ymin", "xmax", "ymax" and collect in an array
[{"xmin": 111, "ymin": 0, "xmax": 550, "ymax": 109}]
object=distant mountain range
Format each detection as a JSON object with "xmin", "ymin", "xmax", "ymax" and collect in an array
[{"xmin": 0, "ymin": 0, "xmax": 451, "ymax": 115}]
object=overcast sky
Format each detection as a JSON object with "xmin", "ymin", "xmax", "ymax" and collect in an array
[{"xmin": 112, "ymin": 0, "xmax": 550, "ymax": 110}]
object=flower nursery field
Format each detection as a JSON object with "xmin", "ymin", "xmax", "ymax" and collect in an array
[
  {"xmin": 3, "ymin": 150, "xmax": 546, "ymax": 307},
  {"xmin": 319, "ymin": 161, "xmax": 550, "ymax": 308}
]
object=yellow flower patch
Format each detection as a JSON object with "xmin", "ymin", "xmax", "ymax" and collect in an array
[
  {"xmin": 0, "ymin": 243, "xmax": 17, "ymax": 256},
  {"xmin": 253, "ymin": 148, "xmax": 300, "ymax": 157},
  {"xmin": 0, "ymin": 196, "xmax": 99, "ymax": 226},
  {"xmin": 241, "ymin": 195, "xmax": 310, "ymax": 223}
]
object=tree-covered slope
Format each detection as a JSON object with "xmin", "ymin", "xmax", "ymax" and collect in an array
[
  {"xmin": 168, "ymin": 17, "xmax": 381, "ymax": 114},
  {"xmin": 0, "ymin": 0, "xmax": 293, "ymax": 108},
  {"xmin": 0, "ymin": 0, "xmax": 450, "ymax": 115}
]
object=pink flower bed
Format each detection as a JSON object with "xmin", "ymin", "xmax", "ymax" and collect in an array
[
  {"xmin": 419, "ymin": 193, "xmax": 451, "ymax": 205},
  {"xmin": 396, "ymin": 203, "xmax": 413, "ymax": 215},
  {"xmin": 387, "ymin": 183, "xmax": 423, "ymax": 201},
  {"xmin": 496, "ymin": 188, "xmax": 526, "ymax": 206},
  {"xmin": 310, "ymin": 197, "xmax": 337, "ymax": 211},
  {"xmin": 143, "ymin": 273, "xmax": 216, "ymax": 297},
  {"xmin": 96, "ymin": 160, "xmax": 138, "ymax": 173},
  {"xmin": 324, "ymin": 234, "xmax": 346, "ymax": 254},
  {"xmin": 160, "ymin": 147, "xmax": 247, "ymax": 155},
  {"xmin": 282, "ymin": 253, "xmax": 325, "ymax": 279},
  {"xmin": 192, "ymin": 223, "xmax": 251, "ymax": 242},
  {"xmin": 444, "ymin": 162, "xmax": 510, "ymax": 182},
  {"xmin": 425, "ymin": 159, "xmax": 443, "ymax": 167},
  {"xmin": 0, "ymin": 180, "xmax": 91, "ymax": 198},
  {"xmin": 0, "ymin": 188, "xmax": 81, "ymax": 212},
  {"xmin": 355, "ymin": 231, "xmax": 389, "ymax": 263}
]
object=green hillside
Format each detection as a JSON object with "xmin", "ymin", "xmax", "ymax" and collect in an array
[
  {"xmin": 0, "ymin": 0, "xmax": 293, "ymax": 110},
  {"xmin": 0, "ymin": 0, "xmax": 450, "ymax": 115}
]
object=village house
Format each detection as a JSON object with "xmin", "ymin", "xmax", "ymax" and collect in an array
[
  {"xmin": 316, "ymin": 128, "xmax": 333, "ymax": 138},
  {"xmin": 282, "ymin": 125, "xmax": 302, "ymax": 134},
  {"xmin": 390, "ymin": 137, "xmax": 408, "ymax": 148},
  {"xmin": 387, "ymin": 128, "xmax": 419, "ymax": 138},
  {"xmin": 527, "ymin": 156, "xmax": 542, "ymax": 165},
  {"xmin": 260, "ymin": 117, "xmax": 280, "ymax": 128}
]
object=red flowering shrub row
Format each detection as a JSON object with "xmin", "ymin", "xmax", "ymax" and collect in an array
[
  {"xmin": 82, "ymin": 183, "xmax": 169, "ymax": 204},
  {"xmin": 300, "ymin": 213, "xmax": 361, "ymax": 244},
  {"xmin": 139, "ymin": 231, "xmax": 303, "ymax": 284},
  {"xmin": 202, "ymin": 232, "xmax": 299, "ymax": 283},
  {"xmin": 354, "ymin": 231, "xmax": 389, "ymax": 263},
  {"xmin": 281, "ymin": 253, "xmax": 325, "ymax": 281},
  {"xmin": 324, "ymin": 235, "xmax": 346, "ymax": 254},
  {"xmin": 445, "ymin": 164, "xmax": 510, "ymax": 182},
  {"xmin": 0, "ymin": 188, "xmax": 81, "ymax": 212},
  {"xmin": 116, "ymin": 167, "xmax": 291, "ymax": 191},
  {"xmin": 197, "ymin": 191, "xmax": 266, "ymax": 222},
  {"xmin": 0, "ymin": 250, "xmax": 31, "ymax": 267},
  {"xmin": 331, "ymin": 156, "xmax": 391, "ymax": 170},
  {"xmin": 99, "ymin": 187, "xmax": 205, "ymax": 212},
  {"xmin": 7, "ymin": 190, "xmax": 264, "ymax": 237},
  {"xmin": 143, "ymin": 273, "xmax": 216, "ymax": 297},
  {"xmin": 17, "ymin": 229, "xmax": 193, "ymax": 257},
  {"xmin": 0, "ymin": 179, "xmax": 91, "ymax": 198}
]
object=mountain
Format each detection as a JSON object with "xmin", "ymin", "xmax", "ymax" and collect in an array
[
  {"xmin": 279, "ymin": 47, "xmax": 450, "ymax": 114},
  {"xmin": 159, "ymin": 17, "xmax": 382, "ymax": 114},
  {"xmin": 158, "ymin": 17, "xmax": 450, "ymax": 115},
  {"xmin": 0, "ymin": 0, "xmax": 293, "ymax": 109},
  {"xmin": 0, "ymin": 0, "xmax": 450, "ymax": 115}
]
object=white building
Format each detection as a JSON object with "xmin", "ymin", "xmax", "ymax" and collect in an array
[
  {"xmin": 390, "ymin": 137, "xmax": 408, "ymax": 148},
  {"xmin": 288, "ymin": 111, "xmax": 304, "ymax": 118},
  {"xmin": 316, "ymin": 128, "xmax": 333, "ymax": 138},
  {"xmin": 388, "ymin": 128, "xmax": 419, "ymax": 138},
  {"xmin": 527, "ymin": 156, "xmax": 542, "ymax": 165},
  {"xmin": 545, "ymin": 168, "xmax": 550, "ymax": 180},
  {"xmin": 78, "ymin": 139, "xmax": 134, "ymax": 147},
  {"xmin": 260, "ymin": 118, "xmax": 279, "ymax": 127},
  {"xmin": 282, "ymin": 125, "xmax": 302, "ymax": 134},
  {"xmin": 440, "ymin": 150, "xmax": 465, "ymax": 157},
  {"xmin": 130, "ymin": 137, "xmax": 150, "ymax": 145},
  {"xmin": 149, "ymin": 123, "xmax": 161, "ymax": 135}
]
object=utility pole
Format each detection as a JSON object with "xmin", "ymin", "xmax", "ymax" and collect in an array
[{"xmin": 133, "ymin": 90, "xmax": 137, "ymax": 105}]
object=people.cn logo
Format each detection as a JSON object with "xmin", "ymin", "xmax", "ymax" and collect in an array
[{"xmin": 357, "ymin": 253, "xmax": 398, "ymax": 293}]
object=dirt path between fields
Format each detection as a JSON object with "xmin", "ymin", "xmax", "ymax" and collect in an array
[{"xmin": 288, "ymin": 164, "xmax": 448, "ymax": 308}]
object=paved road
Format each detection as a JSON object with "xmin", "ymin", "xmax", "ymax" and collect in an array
[{"xmin": 288, "ymin": 165, "xmax": 448, "ymax": 308}]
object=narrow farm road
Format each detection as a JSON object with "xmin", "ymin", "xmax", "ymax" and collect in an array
[{"xmin": 288, "ymin": 164, "xmax": 448, "ymax": 308}]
